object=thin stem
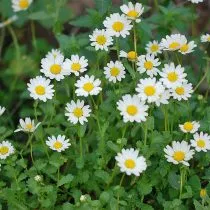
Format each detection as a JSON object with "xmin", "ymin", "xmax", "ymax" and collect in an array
[
  {"xmin": 133, "ymin": 21, "xmax": 137, "ymax": 54},
  {"xmin": 34, "ymin": 101, "xmax": 38, "ymax": 121},
  {"xmin": 179, "ymin": 167, "xmax": 186, "ymax": 199},
  {"xmin": 57, "ymin": 167, "xmax": 60, "ymax": 187},
  {"xmin": 144, "ymin": 121, "xmax": 148, "ymax": 146},
  {"xmin": 30, "ymin": 21, "xmax": 37, "ymax": 51},
  {"xmin": 117, "ymin": 174, "xmax": 125, "ymax": 210},
  {"xmin": 30, "ymin": 140, "xmax": 35, "ymax": 166},
  {"xmin": 106, "ymin": 165, "xmax": 117, "ymax": 188},
  {"xmin": 154, "ymin": 0, "xmax": 159, "ymax": 11},
  {"xmin": 115, "ymin": 37, "xmax": 120, "ymax": 60},
  {"xmin": 7, "ymin": 25, "xmax": 20, "ymax": 59}
]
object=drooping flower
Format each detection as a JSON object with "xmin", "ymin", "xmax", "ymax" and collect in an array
[
  {"xmin": 0, "ymin": 106, "xmax": 6, "ymax": 116},
  {"xmin": 119, "ymin": 50, "xmax": 137, "ymax": 62}
]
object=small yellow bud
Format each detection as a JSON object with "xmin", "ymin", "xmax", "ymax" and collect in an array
[{"xmin": 200, "ymin": 189, "xmax": 207, "ymax": 198}]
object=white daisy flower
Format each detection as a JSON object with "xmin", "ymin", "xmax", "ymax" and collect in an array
[
  {"xmin": 0, "ymin": 106, "xmax": 6, "ymax": 116},
  {"xmin": 201, "ymin": 34, "xmax": 210, "ymax": 43},
  {"xmin": 136, "ymin": 78, "xmax": 165, "ymax": 103},
  {"xmin": 104, "ymin": 60, "xmax": 126, "ymax": 83},
  {"xmin": 188, "ymin": 0, "xmax": 204, "ymax": 3},
  {"xmin": 161, "ymin": 34, "xmax": 187, "ymax": 51},
  {"xmin": 46, "ymin": 49, "xmax": 64, "ymax": 60},
  {"xmin": 0, "ymin": 141, "xmax": 15, "ymax": 160},
  {"xmin": 155, "ymin": 90, "xmax": 171, "ymax": 107},
  {"xmin": 12, "ymin": 0, "xmax": 32, "ymax": 12},
  {"xmin": 120, "ymin": 2, "xmax": 144, "ymax": 23},
  {"xmin": 171, "ymin": 82, "xmax": 193, "ymax": 101},
  {"xmin": 75, "ymin": 75, "xmax": 102, "ymax": 97},
  {"xmin": 103, "ymin": 13, "xmax": 132, "ymax": 38},
  {"xmin": 160, "ymin": 63, "xmax": 187, "ymax": 89},
  {"xmin": 179, "ymin": 41, "xmax": 197, "ymax": 55},
  {"xmin": 119, "ymin": 50, "xmax": 137, "ymax": 62},
  {"xmin": 14, "ymin": 117, "xmax": 41, "ymax": 133},
  {"xmin": 164, "ymin": 140, "xmax": 194, "ymax": 166},
  {"xmin": 89, "ymin": 29, "xmax": 113, "ymax": 51},
  {"xmin": 65, "ymin": 100, "xmax": 91, "ymax": 125},
  {"xmin": 191, "ymin": 132, "xmax": 210, "ymax": 152},
  {"xmin": 117, "ymin": 94, "xmax": 149, "ymax": 123},
  {"xmin": 62, "ymin": 55, "xmax": 88, "ymax": 76},
  {"xmin": 41, "ymin": 54, "xmax": 68, "ymax": 81},
  {"xmin": 27, "ymin": 76, "xmax": 55, "ymax": 102},
  {"xmin": 46, "ymin": 135, "xmax": 71, "ymax": 152},
  {"xmin": 145, "ymin": 40, "xmax": 163, "ymax": 56},
  {"xmin": 179, "ymin": 121, "xmax": 200, "ymax": 134},
  {"xmin": 115, "ymin": 148, "xmax": 147, "ymax": 176},
  {"xmin": 136, "ymin": 54, "xmax": 161, "ymax": 77}
]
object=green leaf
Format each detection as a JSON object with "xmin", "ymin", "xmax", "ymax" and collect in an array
[{"xmin": 57, "ymin": 174, "xmax": 74, "ymax": 187}]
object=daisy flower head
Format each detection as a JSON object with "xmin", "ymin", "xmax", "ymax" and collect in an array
[
  {"xmin": 179, "ymin": 121, "xmax": 200, "ymax": 134},
  {"xmin": 0, "ymin": 141, "xmax": 15, "ymax": 160},
  {"xmin": 46, "ymin": 49, "xmax": 64, "ymax": 60},
  {"xmin": 65, "ymin": 100, "xmax": 91, "ymax": 125},
  {"xmin": 117, "ymin": 94, "xmax": 148, "ymax": 123},
  {"xmin": 12, "ymin": 0, "xmax": 33, "ymax": 12},
  {"xmin": 179, "ymin": 41, "xmax": 197, "ymax": 55},
  {"xmin": 62, "ymin": 55, "xmax": 88, "ymax": 76},
  {"xmin": 119, "ymin": 50, "xmax": 137, "ymax": 62},
  {"xmin": 171, "ymin": 82, "xmax": 193, "ymax": 101},
  {"xmin": 161, "ymin": 34, "xmax": 187, "ymax": 51},
  {"xmin": 201, "ymin": 34, "xmax": 210, "ymax": 43},
  {"xmin": 27, "ymin": 76, "xmax": 55, "ymax": 102},
  {"xmin": 46, "ymin": 135, "xmax": 71, "ymax": 152},
  {"xmin": 160, "ymin": 63, "xmax": 187, "ymax": 89},
  {"xmin": 188, "ymin": 0, "xmax": 204, "ymax": 3},
  {"xmin": 164, "ymin": 141, "xmax": 194, "ymax": 166},
  {"xmin": 0, "ymin": 106, "xmax": 6, "ymax": 116},
  {"xmin": 190, "ymin": 132, "xmax": 210, "ymax": 152},
  {"xmin": 155, "ymin": 90, "xmax": 171, "ymax": 107},
  {"xmin": 41, "ymin": 54, "xmax": 68, "ymax": 81},
  {"xmin": 75, "ymin": 75, "xmax": 102, "ymax": 97},
  {"xmin": 137, "ymin": 54, "xmax": 161, "ymax": 77},
  {"xmin": 104, "ymin": 60, "xmax": 126, "ymax": 83},
  {"xmin": 115, "ymin": 148, "xmax": 147, "ymax": 176},
  {"xmin": 14, "ymin": 117, "xmax": 41, "ymax": 133},
  {"xmin": 145, "ymin": 40, "xmax": 163, "ymax": 56},
  {"xmin": 120, "ymin": 2, "xmax": 144, "ymax": 23},
  {"xmin": 89, "ymin": 29, "xmax": 113, "ymax": 51},
  {"xmin": 136, "ymin": 78, "xmax": 165, "ymax": 103},
  {"xmin": 103, "ymin": 13, "xmax": 132, "ymax": 38}
]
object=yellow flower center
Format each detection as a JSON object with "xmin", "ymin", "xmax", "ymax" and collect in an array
[
  {"xmin": 112, "ymin": 21, "xmax": 124, "ymax": 32},
  {"xmin": 151, "ymin": 44, "xmax": 159, "ymax": 52},
  {"xmin": 197, "ymin": 139, "xmax": 205, "ymax": 148},
  {"xmin": 175, "ymin": 87, "xmax": 185, "ymax": 95},
  {"xmin": 200, "ymin": 189, "xmax": 207, "ymax": 198},
  {"xmin": 127, "ymin": 10, "xmax": 138, "ymax": 18},
  {"xmin": 83, "ymin": 82, "xmax": 94, "ymax": 92},
  {"xmin": 0, "ymin": 146, "xmax": 9, "ymax": 155},
  {"xmin": 144, "ymin": 86, "xmax": 156, "ymax": 96},
  {"xmin": 96, "ymin": 35, "xmax": 107, "ymax": 45},
  {"xmin": 35, "ymin": 85, "xmax": 46, "ymax": 95},
  {"xmin": 110, "ymin": 67, "xmax": 120, "ymax": 76},
  {"xmin": 183, "ymin": 122, "xmax": 193, "ymax": 131},
  {"xmin": 50, "ymin": 64, "xmax": 62, "ymax": 75},
  {"xmin": 126, "ymin": 105, "xmax": 138, "ymax": 116},
  {"xmin": 71, "ymin": 63, "xmax": 81, "ymax": 72},
  {"xmin": 127, "ymin": 51, "xmax": 137, "ymax": 60},
  {"xmin": 73, "ymin": 107, "xmax": 83, "ymax": 118},
  {"xmin": 124, "ymin": 159, "xmax": 136, "ymax": 169},
  {"xmin": 167, "ymin": 72, "xmax": 178, "ymax": 82},
  {"xmin": 53, "ymin": 141, "xmax": 63, "ymax": 150},
  {"xmin": 19, "ymin": 0, "xmax": 29, "ymax": 9},
  {"xmin": 26, "ymin": 123, "xmax": 33, "ymax": 130},
  {"xmin": 169, "ymin": 42, "xmax": 180, "ymax": 50},
  {"xmin": 180, "ymin": 44, "xmax": 189, "ymax": 52},
  {"xmin": 144, "ymin": 61, "xmax": 153, "ymax": 70},
  {"xmin": 207, "ymin": 36, "xmax": 210, "ymax": 42},
  {"xmin": 173, "ymin": 151, "xmax": 185, "ymax": 161}
]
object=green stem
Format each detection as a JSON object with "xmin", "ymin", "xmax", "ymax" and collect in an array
[
  {"xmin": 133, "ymin": 21, "xmax": 137, "ymax": 54},
  {"xmin": 31, "ymin": 21, "xmax": 37, "ymax": 51},
  {"xmin": 34, "ymin": 101, "xmax": 38, "ymax": 121},
  {"xmin": 154, "ymin": 0, "xmax": 159, "ymax": 11},
  {"xmin": 117, "ymin": 174, "xmax": 125, "ymax": 210},
  {"xmin": 115, "ymin": 37, "xmax": 120, "ymax": 60},
  {"xmin": 7, "ymin": 25, "xmax": 20, "ymax": 59},
  {"xmin": 179, "ymin": 167, "xmax": 186, "ymax": 199},
  {"xmin": 30, "ymin": 140, "xmax": 35, "ymax": 166},
  {"xmin": 144, "ymin": 121, "xmax": 148, "ymax": 146}
]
